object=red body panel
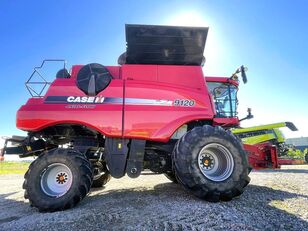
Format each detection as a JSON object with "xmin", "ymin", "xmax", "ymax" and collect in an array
[
  {"xmin": 123, "ymin": 80, "xmax": 212, "ymax": 141},
  {"xmin": 17, "ymin": 79, "xmax": 124, "ymax": 137},
  {"xmin": 277, "ymin": 159, "xmax": 305, "ymax": 165},
  {"xmin": 244, "ymin": 143, "xmax": 280, "ymax": 169},
  {"xmin": 17, "ymin": 64, "xmax": 237, "ymax": 142}
]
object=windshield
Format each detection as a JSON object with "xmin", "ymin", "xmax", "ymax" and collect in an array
[{"xmin": 207, "ymin": 82, "xmax": 238, "ymax": 118}]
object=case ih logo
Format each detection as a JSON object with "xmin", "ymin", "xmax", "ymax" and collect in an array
[
  {"xmin": 67, "ymin": 96, "xmax": 105, "ymax": 103},
  {"xmin": 45, "ymin": 96, "xmax": 106, "ymax": 104}
]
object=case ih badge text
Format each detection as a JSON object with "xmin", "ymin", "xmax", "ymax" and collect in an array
[
  {"xmin": 44, "ymin": 96, "xmax": 106, "ymax": 104},
  {"xmin": 67, "ymin": 96, "xmax": 105, "ymax": 103}
]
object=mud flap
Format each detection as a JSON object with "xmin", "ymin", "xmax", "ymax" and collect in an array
[
  {"xmin": 126, "ymin": 140, "xmax": 146, "ymax": 178},
  {"xmin": 104, "ymin": 138, "xmax": 129, "ymax": 178}
]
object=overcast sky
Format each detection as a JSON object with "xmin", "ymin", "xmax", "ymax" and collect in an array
[{"xmin": 0, "ymin": 0, "xmax": 307, "ymax": 138}]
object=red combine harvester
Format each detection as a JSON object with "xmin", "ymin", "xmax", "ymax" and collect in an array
[{"xmin": 1, "ymin": 25, "xmax": 254, "ymax": 212}]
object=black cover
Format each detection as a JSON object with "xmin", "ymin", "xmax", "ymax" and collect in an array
[
  {"xmin": 125, "ymin": 24, "xmax": 208, "ymax": 65},
  {"xmin": 56, "ymin": 68, "xmax": 71, "ymax": 79},
  {"xmin": 104, "ymin": 138, "xmax": 129, "ymax": 178},
  {"xmin": 76, "ymin": 63, "xmax": 112, "ymax": 96}
]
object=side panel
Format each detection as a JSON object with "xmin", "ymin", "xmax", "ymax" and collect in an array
[
  {"xmin": 17, "ymin": 64, "xmax": 215, "ymax": 142},
  {"xmin": 17, "ymin": 79, "xmax": 124, "ymax": 137},
  {"xmin": 123, "ymin": 80, "xmax": 213, "ymax": 142},
  {"xmin": 157, "ymin": 65, "xmax": 205, "ymax": 89},
  {"xmin": 121, "ymin": 65, "xmax": 213, "ymax": 142}
]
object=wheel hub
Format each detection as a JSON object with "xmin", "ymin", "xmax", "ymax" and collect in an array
[
  {"xmin": 198, "ymin": 143, "xmax": 234, "ymax": 182},
  {"xmin": 40, "ymin": 163, "xmax": 73, "ymax": 198},
  {"xmin": 56, "ymin": 172, "xmax": 68, "ymax": 184},
  {"xmin": 200, "ymin": 154, "xmax": 215, "ymax": 170}
]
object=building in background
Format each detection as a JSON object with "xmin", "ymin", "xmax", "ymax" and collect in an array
[{"xmin": 286, "ymin": 137, "xmax": 308, "ymax": 151}]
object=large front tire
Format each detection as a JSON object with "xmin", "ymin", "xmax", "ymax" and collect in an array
[
  {"xmin": 23, "ymin": 148, "xmax": 93, "ymax": 212},
  {"xmin": 173, "ymin": 125, "xmax": 250, "ymax": 202}
]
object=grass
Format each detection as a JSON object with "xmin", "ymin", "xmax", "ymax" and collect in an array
[{"xmin": 0, "ymin": 161, "xmax": 30, "ymax": 175}]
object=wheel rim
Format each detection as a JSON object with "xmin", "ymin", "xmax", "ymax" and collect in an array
[
  {"xmin": 198, "ymin": 143, "xmax": 234, "ymax": 182},
  {"xmin": 40, "ymin": 163, "xmax": 73, "ymax": 197}
]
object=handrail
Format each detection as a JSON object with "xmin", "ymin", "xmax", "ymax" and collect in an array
[{"xmin": 25, "ymin": 59, "xmax": 66, "ymax": 97}]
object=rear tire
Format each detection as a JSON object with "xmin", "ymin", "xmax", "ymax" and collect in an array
[
  {"xmin": 164, "ymin": 171, "xmax": 178, "ymax": 183},
  {"xmin": 173, "ymin": 125, "xmax": 250, "ymax": 202},
  {"xmin": 23, "ymin": 148, "xmax": 93, "ymax": 212},
  {"xmin": 92, "ymin": 162, "xmax": 111, "ymax": 188}
]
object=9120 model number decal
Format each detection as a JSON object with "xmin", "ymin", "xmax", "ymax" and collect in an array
[{"xmin": 174, "ymin": 99, "xmax": 195, "ymax": 107}]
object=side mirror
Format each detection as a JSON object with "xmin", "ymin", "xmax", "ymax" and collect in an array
[
  {"xmin": 239, "ymin": 108, "xmax": 254, "ymax": 122},
  {"xmin": 246, "ymin": 108, "xmax": 253, "ymax": 119},
  {"xmin": 240, "ymin": 65, "xmax": 248, "ymax": 84},
  {"xmin": 230, "ymin": 65, "xmax": 248, "ymax": 84}
]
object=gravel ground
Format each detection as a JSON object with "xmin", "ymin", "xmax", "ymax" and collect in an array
[{"xmin": 0, "ymin": 165, "xmax": 307, "ymax": 231}]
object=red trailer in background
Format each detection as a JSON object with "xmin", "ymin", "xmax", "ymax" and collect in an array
[{"xmin": 244, "ymin": 143, "xmax": 280, "ymax": 169}]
